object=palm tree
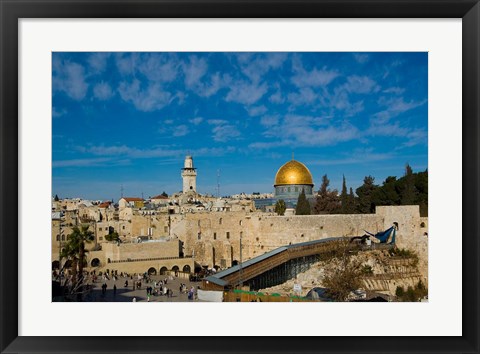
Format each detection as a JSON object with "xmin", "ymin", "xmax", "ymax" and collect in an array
[{"xmin": 61, "ymin": 225, "xmax": 94, "ymax": 288}]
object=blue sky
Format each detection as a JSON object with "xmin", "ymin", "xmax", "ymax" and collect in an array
[{"xmin": 52, "ymin": 52, "xmax": 428, "ymax": 200}]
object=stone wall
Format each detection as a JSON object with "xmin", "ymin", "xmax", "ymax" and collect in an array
[
  {"xmin": 102, "ymin": 240, "xmax": 180, "ymax": 262},
  {"xmin": 172, "ymin": 205, "xmax": 428, "ymax": 273}
]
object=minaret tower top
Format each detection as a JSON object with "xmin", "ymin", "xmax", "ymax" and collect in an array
[{"xmin": 181, "ymin": 155, "xmax": 197, "ymax": 193}]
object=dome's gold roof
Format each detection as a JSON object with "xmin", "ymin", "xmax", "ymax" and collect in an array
[{"xmin": 274, "ymin": 159, "xmax": 314, "ymax": 186}]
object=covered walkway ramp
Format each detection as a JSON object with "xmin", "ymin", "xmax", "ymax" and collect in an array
[{"xmin": 203, "ymin": 227, "xmax": 396, "ymax": 291}]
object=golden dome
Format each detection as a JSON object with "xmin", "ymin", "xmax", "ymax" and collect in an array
[{"xmin": 274, "ymin": 159, "xmax": 314, "ymax": 186}]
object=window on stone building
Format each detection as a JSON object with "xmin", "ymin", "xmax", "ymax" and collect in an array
[
  {"xmin": 198, "ymin": 232, "xmax": 201, "ymax": 240},
  {"xmin": 56, "ymin": 235, "xmax": 60, "ymax": 241},
  {"xmin": 213, "ymin": 232, "xmax": 217, "ymax": 240},
  {"xmin": 61, "ymin": 235, "xmax": 65, "ymax": 241},
  {"xmin": 219, "ymin": 218, "xmax": 222, "ymax": 225},
  {"xmin": 122, "ymin": 226, "xmax": 125, "ymax": 230},
  {"xmin": 420, "ymin": 222, "xmax": 426, "ymax": 228},
  {"xmin": 226, "ymin": 232, "xmax": 230, "ymax": 239},
  {"xmin": 99, "ymin": 227, "xmax": 102, "ymax": 231}
]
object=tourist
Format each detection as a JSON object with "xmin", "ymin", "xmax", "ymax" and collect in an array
[
  {"xmin": 132, "ymin": 297, "xmax": 136, "ymax": 302},
  {"xmin": 124, "ymin": 280, "xmax": 128, "ymax": 288},
  {"xmin": 113, "ymin": 284, "xmax": 117, "ymax": 296}
]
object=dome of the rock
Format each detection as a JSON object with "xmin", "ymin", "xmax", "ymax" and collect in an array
[{"xmin": 274, "ymin": 159, "xmax": 314, "ymax": 186}]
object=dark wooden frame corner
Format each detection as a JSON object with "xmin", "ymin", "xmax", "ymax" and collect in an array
[{"xmin": 1, "ymin": 1, "xmax": 479, "ymax": 353}]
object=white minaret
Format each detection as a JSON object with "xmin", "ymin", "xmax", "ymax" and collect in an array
[{"xmin": 181, "ymin": 155, "xmax": 197, "ymax": 193}]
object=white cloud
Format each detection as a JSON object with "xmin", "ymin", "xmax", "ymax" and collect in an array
[
  {"xmin": 287, "ymin": 87, "xmax": 318, "ymax": 106},
  {"xmin": 291, "ymin": 60, "xmax": 339, "ymax": 88},
  {"xmin": 138, "ymin": 53, "xmax": 178, "ymax": 83},
  {"xmin": 172, "ymin": 125, "xmax": 189, "ymax": 137},
  {"xmin": 53, "ymin": 157, "xmax": 116, "ymax": 168},
  {"xmin": 225, "ymin": 80, "xmax": 268, "ymax": 105},
  {"xmin": 189, "ymin": 117, "xmax": 204, "ymax": 125},
  {"xmin": 52, "ymin": 107, "xmax": 67, "ymax": 118},
  {"xmin": 114, "ymin": 53, "xmax": 137, "ymax": 76},
  {"xmin": 247, "ymin": 105, "xmax": 267, "ymax": 116},
  {"xmin": 236, "ymin": 53, "xmax": 287, "ymax": 83},
  {"xmin": 53, "ymin": 61, "xmax": 88, "ymax": 101},
  {"xmin": 207, "ymin": 119, "xmax": 228, "ymax": 126},
  {"xmin": 383, "ymin": 87, "xmax": 405, "ymax": 95},
  {"xmin": 182, "ymin": 56, "xmax": 225, "ymax": 97},
  {"xmin": 269, "ymin": 85, "xmax": 285, "ymax": 104},
  {"xmin": 343, "ymin": 75, "xmax": 379, "ymax": 94},
  {"xmin": 211, "ymin": 124, "xmax": 241, "ymax": 142},
  {"xmin": 353, "ymin": 53, "xmax": 370, "ymax": 64},
  {"xmin": 259, "ymin": 115, "xmax": 279, "ymax": 128},
  {"xmin": 118, "ymin": 79, "xmax": 172, "ymax": 112},
  {"xmin": 93, "ymin": 82, "xmax": 114, "ymax": 100},
  {"xmin": 259, "ymin": 114, "xmax": 358, "ymax": 147},
  {"xmin": 87, "ymin": 53, "xmax": 111, "ymax": 73},
  {"xmin": 372, "ymin": 97, "xmax": 427, "ymax": 124}
]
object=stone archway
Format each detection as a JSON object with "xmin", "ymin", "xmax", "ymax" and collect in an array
[
  {"xmin": 90, "ymin": 258, "xmax": 100, "ymax": 267},
  {"xmin": 160, "ymin": 266, "xmax": 168, "ymax": 275},
  {"xmin": 182, "ymin": 265, "xmax": 191, "ymax": 273},
  {"xmin": 147, "ymin": 267, "xmax": 157, "ymax": 275},
  {"xmin": 172, "ymin": 265, "xmax": 179, "ymax": 272}
]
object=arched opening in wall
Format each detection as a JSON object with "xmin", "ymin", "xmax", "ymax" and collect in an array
[
  {"xmin": 183, "ymin": 265, "xmax": 191, "ymax": 273},
  {"xmin": 172, "ymin": 266, "xmax": 179, "ymax": 272},
  {"xmin": 64, "ymin": 260, "xmax": 72, "ymax": 269},
  {"xmin": 160, "ymin": 266, "xmax": 168, "ymax": 275},
  {"xmin": 61, "ymin": 235, "xmax": 65, "ymax": 241},
  {"xmin": 52, "ymin": 261, "xmax": 60, "ymax": 270},
  {"xmin": 91, "ymin": 258, "xmax": 100, "ymax": 267},
  {"xmin": 56, "ymin": 235, "xmax": 60, "ymax": 241},
  {"xmin": 147, "ymin": 267, "xmax": 157, "ymax": 275},
  {"xmin": 420, "ymin": 222, "xmax": 426, "ymax": 228},
  {"xmin": 232, "ymin": 260, "xmax": 239, "ymax": 266},
  {"xmin": 194, "ymin": 263, "xmax": 202, "ymax": 273}
]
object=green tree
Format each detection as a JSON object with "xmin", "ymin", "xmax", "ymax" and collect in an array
[
  {"xmin": 274, "ymin": 199, "xmax": 287, "ymax": 216},
  {"xmin": 340, "ymin": 175, "xmax": 348, "ymax": 214},
  {"xmin": 105, "ymin": 230, "xmax": 120, "ymax": 242},
  {"xmin": 401, "ymin": 164, "xmax": 417, "ymax": 205},
  {"xmin": 348, "ymin": 188, "xmax": 356, "ymax": 213},
  {"xmin": 314, "ymin": 175, "xmax": 340, "ymax": 214},
  {"xmin": 161, "ymin": 191, "xmax": 168, "ymax": 198},
  {"xmin": 54, "ymin": 194, "xmax": 59, "ymax": 202},
  {"xmin": 295, "ymin": 189, "xmax": 311, "ymax": 215},
  {"xmin": 356, "ymin": 176, "xmax": 379, "ymax": 213},
  {"xmin": 63, "ymin": 225, "xmax": 94, "ymax": 287}
]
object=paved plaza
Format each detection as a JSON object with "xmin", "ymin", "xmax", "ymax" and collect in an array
[{"xmin": 84, "ymin": 274, "xmax": 203, "ymax": 302}]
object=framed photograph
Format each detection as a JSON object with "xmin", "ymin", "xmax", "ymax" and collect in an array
[{"xmin": 1, "ymin": 0, "xmax": 478, "ymax": 353}]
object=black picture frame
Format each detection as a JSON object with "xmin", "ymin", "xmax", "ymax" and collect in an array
[{"xmin": 1, "ymin": 1, "xmax": 478, "ymax": 353}]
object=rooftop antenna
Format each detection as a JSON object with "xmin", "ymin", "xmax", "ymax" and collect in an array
[
  {"xmin": 120, "ymin": 184, "xmax": 124, "ymax": 199},
  {"xmin": 292, "ymin": 151, "xmax": 295, "ymax": 160},
  {"xmin": 216, "ymin": 169, "xmax": 221, "ymax": 198}
]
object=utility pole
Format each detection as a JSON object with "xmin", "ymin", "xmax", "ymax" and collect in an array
[
  {"xmin": 239, "ymin": 232, "xmax": 243, "ymax": 289},
  {"xmin": 216, "ymin": 169, "xmax": 220, "ymax": 198}
]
